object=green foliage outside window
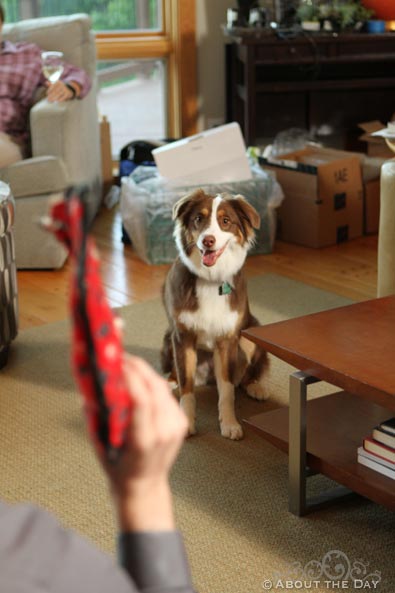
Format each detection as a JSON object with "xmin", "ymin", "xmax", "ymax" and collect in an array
[
  {"xmin": 2, "ymin": 0, "xmax": 18, "ymax": 21},
  {"xmin": 1, "ymin": 0, "xmax": 159, "ymax": 30}
]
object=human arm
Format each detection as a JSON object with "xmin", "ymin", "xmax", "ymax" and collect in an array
[
  {"xmin": 44, "ymin": 60, "xmax": 91, "ymax": 102},
  {"xmin": 46, "ymin": 80, "xmax": 81, "ymax": 102},
  {"xmin": 0, "ymin": 500, "xmax": 136, "ymax": 593},
  {"xmin": 106, "ymin": 355, "xmax": 187, "ymax": 530},
  {"xmin": 96, "ymin": 354, "xmax": 195, "ymax": 592},
  {"xmin": 0, "ymin": 356, "xmax": 194, "ymax": 593}
]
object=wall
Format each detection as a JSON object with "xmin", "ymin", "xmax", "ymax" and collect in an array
[
  {"xmin": 195, "ymin": 0, "xmax": 229, "ymax": 132},
  {"xmin": 196, "ymin": 1, "xmax": 275, "ymax": 132}
]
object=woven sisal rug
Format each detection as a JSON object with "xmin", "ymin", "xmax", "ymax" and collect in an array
[{"xmin": 0, "ymin": 274, "xmax": 393, "ymax": 592}]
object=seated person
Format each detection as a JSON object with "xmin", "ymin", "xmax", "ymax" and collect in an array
[{"xmin": 0, "ymin": 3, "xmax": 91, "ymax": 168}]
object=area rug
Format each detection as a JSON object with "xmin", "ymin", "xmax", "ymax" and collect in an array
[{"xmin": 1, "ymin": 274, "xmax": 393, "ymax": 593}]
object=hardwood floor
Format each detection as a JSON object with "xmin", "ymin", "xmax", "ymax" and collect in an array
[{"xmin": 16, "ymin": 205, "xmax": 379, "ymax": 331}]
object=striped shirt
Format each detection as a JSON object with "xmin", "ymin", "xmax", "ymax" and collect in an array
[{"xmin": 0, "ymin": 40, "xmax": 91, "ymax": 148}]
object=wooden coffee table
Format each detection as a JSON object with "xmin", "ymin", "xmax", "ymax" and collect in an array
[{"xmin": 242, "ymin": 296, "xmax": 395, "ymax": 516}]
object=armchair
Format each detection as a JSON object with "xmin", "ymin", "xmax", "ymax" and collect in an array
[{"xmin": 0, "ymin": 14, "xmax": 102, "ymax": 269}]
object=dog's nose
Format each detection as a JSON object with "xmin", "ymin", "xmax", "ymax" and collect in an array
[{"xmin": 202, "ymin": 235, "xmax": 215, "ymax": 249}]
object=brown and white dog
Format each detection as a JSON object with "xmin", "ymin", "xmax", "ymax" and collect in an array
[{"xmin": 161, "ymin": 189, "xmax": 269, "ymax": 440}]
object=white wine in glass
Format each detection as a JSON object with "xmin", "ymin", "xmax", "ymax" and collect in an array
[{"xmin": 41, "ymin": 51, "xmax": 64, "ymax": 83}]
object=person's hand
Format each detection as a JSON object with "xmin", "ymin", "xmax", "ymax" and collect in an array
[
  {"xmin": 46, "ymin": 80, "xmax": 80, "ymax": 102},
  {"xmin": 98, "ymin": 354, "xmax": 188, "ymax": 531}
]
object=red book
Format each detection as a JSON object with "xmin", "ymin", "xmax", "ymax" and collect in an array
[{"xmin": 363, "ymin": 437, "xmax": 395, "ymax": 464}]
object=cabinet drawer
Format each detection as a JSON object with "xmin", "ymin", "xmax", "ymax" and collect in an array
[{"xmin": 254, "ymin": 41, "xmax": 318, "ymax": 63}]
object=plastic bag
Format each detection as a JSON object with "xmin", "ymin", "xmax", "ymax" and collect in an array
[{"xmin": 120, "ymin": 161, "xmax": 284, "ymax": 264}]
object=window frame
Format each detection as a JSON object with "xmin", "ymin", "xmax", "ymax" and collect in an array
[{"xmin": 95, "ymin": 0, "xmax": 197, "ymax": 139}]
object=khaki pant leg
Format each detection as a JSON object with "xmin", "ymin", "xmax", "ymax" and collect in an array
[{"xmin": 0, "ymin": 132, "xmax": 23, "ymax": 168}]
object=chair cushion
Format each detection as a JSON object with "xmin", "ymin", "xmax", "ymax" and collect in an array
[{"xmin": 0, "ymin": 156, "xmax": 69, "ymax": 198}]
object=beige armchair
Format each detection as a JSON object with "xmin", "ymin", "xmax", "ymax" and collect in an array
[{"xmin": 0, "ymin": 14, "xmax": 102, "ymax": 269}]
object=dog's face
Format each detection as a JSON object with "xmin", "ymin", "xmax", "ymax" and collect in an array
[{"xmin": 173, "ymin": 189, "xmax": 260, "ymax": 281}]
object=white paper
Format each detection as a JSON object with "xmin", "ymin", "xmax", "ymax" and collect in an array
[{"xmin": 152, "ymin": 122, "xmax": 252, "ymax": 184}]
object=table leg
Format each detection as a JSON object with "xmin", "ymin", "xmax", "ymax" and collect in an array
[
  {"xmin": 288, "ymin": 371, "xmax": 356, "ymax": 516},
  {"xmin": 289, "ymin": 371, "xmax": 319, "ymax": 516}
]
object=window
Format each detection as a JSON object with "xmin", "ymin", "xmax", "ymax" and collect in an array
[
  {"xmin": 95, "ymin": 0, "xmax": 197, "ymax": 141},
  {"xmin": 98, "ymin": 59, "xmax": 166, "ymax": 157},
  {"xmin": 3, "ymin": 1, "xmax": 162, "ymax": 31}
]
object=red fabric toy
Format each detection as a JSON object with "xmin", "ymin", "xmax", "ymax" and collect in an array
[{"xmin": 44, "ymin": 187, "xmax": 132, "ymax": 463}]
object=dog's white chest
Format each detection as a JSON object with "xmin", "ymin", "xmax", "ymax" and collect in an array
[{"xmin": 178, "ymin": 281, "xmax": 239, "ymax": 349}]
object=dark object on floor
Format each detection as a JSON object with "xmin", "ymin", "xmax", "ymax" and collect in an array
[
  {"xmin": 119, "ymin": 140, "xmax": 161, "ymax": 178},
  {"xmin": 121, "ymin": 225, "xmax": 132, "ymax": 245},
  {"xmin": 119, "ymin": 139, "xmax": 176, "ymax": 245},
  {"xmin": 119, "ymin": 140, "xmax": 160, "ymax": 244},
  {"xmin": 119, "ymin": 139, "xmax": 177, "ymax": 178},
  {"xmin": 0, "ymin": 346, "xmax": 9, "ymax": 370}
]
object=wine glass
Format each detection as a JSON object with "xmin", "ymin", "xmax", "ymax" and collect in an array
[{"xmin": 41, "ymin": 51, "xmax": 64, "ymax": 83}]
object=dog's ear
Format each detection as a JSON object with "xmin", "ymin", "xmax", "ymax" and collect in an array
[
  {"xmin": 231, "ymin": 194, "xmax": 260, "ymax": 230},
  {"xmin": 172, "ymin": 189, "xmax": 206, "ymax": 221}
]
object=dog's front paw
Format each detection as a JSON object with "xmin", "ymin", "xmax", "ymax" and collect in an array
[
  {"xmin": 245, "ymin": 381, "xmax": 270, "ymax": 401},
  {"xmin": 187, "ymin": 421, "xmax": 197, "ymax": 437},
  {"xmin": 220, "ymin": 421, "xmax": 243, "ymax": 440},
  {"xmin": 180, "ymin": 393, "xmax": 196, "ymax": 437}
]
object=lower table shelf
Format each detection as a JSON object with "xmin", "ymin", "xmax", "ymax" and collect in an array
[{"xmin": 244, "ymin": 391, "xmax": 395, "ymax": 510}]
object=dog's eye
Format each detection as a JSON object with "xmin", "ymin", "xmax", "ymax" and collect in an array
[
  {"xmin": 222, "ymin": 217, "xmax": 230, "ymax": 225},
  {"xmin": 195, "ymin": 214, "xmax": 203, "ymax": 224}
]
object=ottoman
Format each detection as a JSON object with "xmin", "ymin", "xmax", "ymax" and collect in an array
[{"xmin": 0, "ymin": 182, "xmax": 18, "ymax": 369}]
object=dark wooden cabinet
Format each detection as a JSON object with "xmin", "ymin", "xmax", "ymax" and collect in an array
[{"xmin": 225, "ymin": 32, "xmax": 395, "ymax": 150}]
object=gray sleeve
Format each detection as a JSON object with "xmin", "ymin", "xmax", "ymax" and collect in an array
[
  {"xmin": 118, "ymin": 531, "xmax": 196, "ymax": 593},
  {"xmin": 0, "ymin": 501, "xmax": 135, "ymax": 593}
]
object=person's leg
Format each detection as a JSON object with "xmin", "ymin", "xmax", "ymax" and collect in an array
[{"xmin": 0, "ymin": 132, "xmax": 23, "ymax": 167}]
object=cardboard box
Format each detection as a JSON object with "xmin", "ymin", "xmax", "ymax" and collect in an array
[
  {"xmin": 260, "ymin": 147, "xmax": 364, "ymax": 248},
  {"xmin": 358, "ymin": 120, "xmax": 394, "ymax": 159},
  {"xmin": 152, "ymin": 122, "xmax": 252, "ymax": 185}
]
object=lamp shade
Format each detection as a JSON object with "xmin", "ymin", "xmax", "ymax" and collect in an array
[{"xmin": 361, "ymin": 0, "xmax": 395, "ymax": 20}]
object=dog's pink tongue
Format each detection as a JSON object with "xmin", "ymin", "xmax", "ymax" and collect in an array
[{"xmin": 203, "ymin": 250, "xmax": 218, "ymax": 267}]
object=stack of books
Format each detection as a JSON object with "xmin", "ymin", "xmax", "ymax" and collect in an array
[{"xmin": 358, "ymin": 418, "xmax": 395, "ymax": 479}]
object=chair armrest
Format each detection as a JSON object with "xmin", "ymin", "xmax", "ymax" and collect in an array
[
  {"xmin": 30, "ymin": 98, "xmax": 76, "ymax": 157},
  {"xmin": 30, "ymin": 92, "xmax": 101, "ymax": 188}
]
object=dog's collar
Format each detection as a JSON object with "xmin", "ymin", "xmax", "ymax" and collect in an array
[{"xmin": 218, "ymin": 281, "xmax": 233, "ymax": 296}]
